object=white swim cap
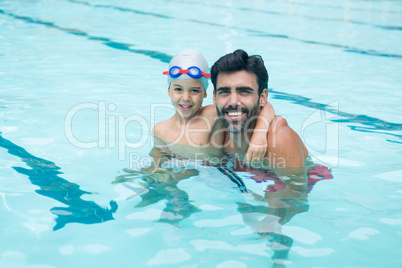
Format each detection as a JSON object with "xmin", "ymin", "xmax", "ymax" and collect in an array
[{"xmin": 164, "ymin": 50, "xmax": 210, "ymax": 90}]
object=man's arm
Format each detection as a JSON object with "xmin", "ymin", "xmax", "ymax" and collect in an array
[{"xmin": 245, "ymin": 102, "xmax": 276, "ymax": 162}]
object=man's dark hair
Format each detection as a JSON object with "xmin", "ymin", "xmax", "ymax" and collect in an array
[{"xmin": 211, "ymin": 49, "xmax": 269, "ymax": 96}]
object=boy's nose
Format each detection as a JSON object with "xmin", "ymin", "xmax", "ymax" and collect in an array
[{"xmin": 182, "ymin": 92, "xmax": 191, "ymax": 101}]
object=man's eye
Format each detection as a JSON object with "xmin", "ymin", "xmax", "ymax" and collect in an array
[{"xmin": 239, "ymin": 89, "xmax": 252, "ymax": 95}]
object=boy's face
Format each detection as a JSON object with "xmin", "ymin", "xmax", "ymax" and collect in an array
[{"xmin": 168, "ymin": 79, "xmax": 207, "ymax": 120}]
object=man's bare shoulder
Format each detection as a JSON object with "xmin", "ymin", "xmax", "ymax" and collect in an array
[
  {"xmin": 268, "ymin": 116, "xmax": 303, "ymax": 147},
  {"xmin": 267, "ymin": 116, "xmax": 308, "ymax": 167}
]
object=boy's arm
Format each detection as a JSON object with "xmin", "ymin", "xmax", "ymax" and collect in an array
[
  {"xmin": 148, "ymin": 146, "xmax": 172, "ymax": 168},
  {"xmin": 200, "ymin": 105, "xmax": 225, "ymax": 147},
  {"xmin": 151, "ymin": 124, "xmax": 172, "ymax": 168},
  {"xmin": 245, "ymin": 102, "xmax": 275, "ymax": 162}
]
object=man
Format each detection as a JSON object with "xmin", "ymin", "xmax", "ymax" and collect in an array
[{"xmin": 211, "ymin": 49, "xmax": 308, "ymax": 172}]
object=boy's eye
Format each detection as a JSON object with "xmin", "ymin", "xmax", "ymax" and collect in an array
[
  {"xmin": 191, "ymin": 89, "xmax": 200, "ymax": 94},
  {"xmin": 174, "ymin": 87, "xmax": 183, "ymax": 92}
]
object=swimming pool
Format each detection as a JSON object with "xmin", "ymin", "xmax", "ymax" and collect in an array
[{"xmin": 1, "ymin": 0, "xmax": 402, "ymax": 267}]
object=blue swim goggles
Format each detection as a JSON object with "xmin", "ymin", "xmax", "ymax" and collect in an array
[{"xmin": 163, "ymin": 66, "xmax": 211, "ymax": 78}]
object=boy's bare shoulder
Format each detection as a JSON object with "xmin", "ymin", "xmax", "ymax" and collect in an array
[
  {"xmin": 152, "ymin": 119, "xmax": 171, "ymax": 136},
  {"xmin": 200, "ymin": 104, "xmax": 216, "ymax": 113},
  {"xmin": 199, "ymin": 104, "xmax": 217, "ymax": 120}
]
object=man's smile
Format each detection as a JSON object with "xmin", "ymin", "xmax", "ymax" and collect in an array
[
  {"xmin": 223, "ymin": 107, "xmax": 248, "ymax": 121},
  {"xmin": 227, "ymin": 111, "xmax": 244, "ymax": 120}
]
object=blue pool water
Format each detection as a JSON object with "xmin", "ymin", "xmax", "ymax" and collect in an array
[{"xmin": 1, "ymin": 0, "xmax": 402, "ymax": 267}]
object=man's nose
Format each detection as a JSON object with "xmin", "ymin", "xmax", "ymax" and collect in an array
[{"xmin": 228, "ymin": 92, "xmax": 240, "ymax": 107}]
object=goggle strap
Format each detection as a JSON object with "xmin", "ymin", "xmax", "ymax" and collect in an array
[{"xmin": 201, "ymin": 72, "xmax": 211, "ymax": 78}]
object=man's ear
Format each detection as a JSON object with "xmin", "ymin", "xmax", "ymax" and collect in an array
[
  {"xmin": 259, "ymin": 88, "xmax": 268, "ymax": 107},
  {"xmin": 167, "ymin": 87, "xmax": 171, "ymax": 97},
  {"xmin": 204, "ymin": 89, "xmax": 207, "ymax": 98},
  {"xmin": 213, "ymin": 90, "xmax": 216, "ymax": 103}
]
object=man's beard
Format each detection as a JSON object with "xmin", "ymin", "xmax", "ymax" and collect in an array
[{"xmin": 217, "ymin": 102, "xmax": 261, "ymax": 133}]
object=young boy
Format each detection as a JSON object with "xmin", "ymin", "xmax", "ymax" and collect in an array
[{"xmin": 152, "ymin": 49, "xmax": 275, "ymax": 162}]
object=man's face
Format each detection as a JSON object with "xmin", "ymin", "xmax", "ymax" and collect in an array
[{"xmin": 213, "ymin": 70, "xmax": 267, "ymax": 133}]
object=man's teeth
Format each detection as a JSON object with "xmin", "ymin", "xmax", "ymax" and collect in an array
[{"xmin": 228, "ymin": 112, "xmax": 242, "ymax": 116}]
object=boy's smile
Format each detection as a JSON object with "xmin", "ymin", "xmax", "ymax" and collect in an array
[{"xmin": 179, "ymin": 104, "xmax": 192, "ymax": 112}]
